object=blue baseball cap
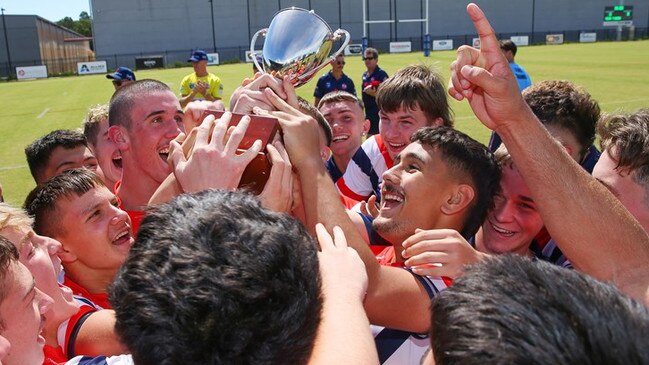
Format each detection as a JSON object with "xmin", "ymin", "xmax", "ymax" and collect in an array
[
  {"xmin": 188, "ymin": 49, "xmax": 208, "ymax": 62},
  {"xmin": 106, "ymin": 67, "xmax": 136, "ymax": 81}
]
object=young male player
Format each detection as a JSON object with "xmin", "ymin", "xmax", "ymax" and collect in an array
[
  {"xmin": 318, "ymin": 91, "xmax": 369, "ymax": 183},
  {"xmin": 0, "ymin": 203, "xmax": 126, "ymax": 361},
  {"xmin": 25, "ymin": 169, "xmax": 134, "ymax": 309},
  {"xmin": 260, "ymin": 87, "xmax": 499, "ymax": 363},
  {"xmin": 110, "ymin": 189, "xmax": 376, "ymax": 364},
  {"xmin": 82, "ymin": 104, "xmax": 122, "ymax": 191},
  {"xmin": 25, "ymin": 129, "xmax": 104, "ymax": 186},
  {"xmin": 336, "ymin": 64, "xmax": 453, "ymax": 203},
  {"xmin": 448, "ymin": 3, "xmax": 649, "ymax": 305}
]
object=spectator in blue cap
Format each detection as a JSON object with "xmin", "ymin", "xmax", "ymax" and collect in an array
[
  {"xmin": 106, "ymin": 67, "xmax": 136, "ymax": 90},
  {"xmin": 179, "ymin": 49, "xmax": 224, "ymax": 108}
]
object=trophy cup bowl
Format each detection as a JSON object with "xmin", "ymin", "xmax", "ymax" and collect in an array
[{"xmin": 250, "ymin": 7, "xmax": 351, "ymax": 87}]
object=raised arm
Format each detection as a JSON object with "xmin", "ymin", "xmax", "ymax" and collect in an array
[
  {"xmin": 309, "ymin": 224, "xmax": 378, "ymax": 365},
  {"xmin": 451, "ymin": 3, "xmax": 649, "ymax": 304}
]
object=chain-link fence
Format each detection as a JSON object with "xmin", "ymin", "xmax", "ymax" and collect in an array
[{"xmin": 1, "ymin": 27, "xmax": 646, "ymax": 78}]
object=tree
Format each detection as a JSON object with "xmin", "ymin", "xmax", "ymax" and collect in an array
[{"xmin": 56, "ymin": 12, "xmax": 92, "ymax": 37}]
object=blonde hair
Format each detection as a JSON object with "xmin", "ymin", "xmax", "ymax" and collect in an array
[
  {"xmin": 81, "ymin": 104, "xmax": 109, "ymax": 146},
  {"xmin": 0, "ymin": 203, "xmax": 33, "ymax": 233}
]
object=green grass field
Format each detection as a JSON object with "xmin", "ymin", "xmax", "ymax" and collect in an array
[{"xmin": 1, "ymin": 40, "xmax": 649, "ymax": 205}]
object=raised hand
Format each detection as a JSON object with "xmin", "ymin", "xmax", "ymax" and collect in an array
[
  {"xmin": 316, "ymin": 224, "xmax": 368, "ymax": 302},
  {"xmin": 259, "ymin": 141, "xmax": 294, "ymax": 213},
  {"xmin": 402, "ymin": 228, "xmax": 487, "ymax": 279},
  {"xmin": 448, "ymin": 3, "xmax": 532, "ymax": 131},
  {"xmin": 169, "ymin": 112, "xmax": 262, "ymax": 193}
]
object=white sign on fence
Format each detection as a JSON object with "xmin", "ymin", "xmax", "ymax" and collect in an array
[
  {"xmin": 432, "ymin": 39, "xmax": 453, "ymax": 51},
  {"xmin": 77, "ymin": 61, "xmax": 107, "ymax": 75},
  {"xmin": 580, "ymin": 32, "xmax": 597, "ymax": 43},
  {"xmin": 207, "ymin": 53, "xmax": 219, "ymax": 65},
  {"xmin": 510, "ymin": 36, "xmax": 529, "ymax": 46},
  {"xmin": 389, "ymin": 41, "xmax": 412, "ymax": 53},
  {"xmin": 16, "ymin": 65, "xmax": 48, "ymax": 80},
  {"xmin": 345, "ymin": 44, "xmax": 363, "ymax": 56},
  {"xmin": 472, "ymin": 38, "xmax": 481, "ymax": 49},
  {"xmin": 545, "ymin": 34, "xmax": 564, "ymax": 45}
]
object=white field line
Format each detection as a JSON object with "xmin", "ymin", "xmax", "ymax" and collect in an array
[
  {"xmin": 37, "ymin": 108, "xmax": 50, "ymax": 119},
  {"xmin": 0, "ymin": 164, "xmax": 27, "ymax": 171}
]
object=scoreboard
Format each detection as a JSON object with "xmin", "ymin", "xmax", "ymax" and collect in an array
[{"xmin": 603, "ymin": 5, "xmax": 633, "ymax": 26}]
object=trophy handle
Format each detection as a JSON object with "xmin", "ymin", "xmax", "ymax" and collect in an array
[
  {"xmin": 330, "ymin": 29, "xmax": 351, "ymax": 59},
  {"xmin": 250, "ymin": 28, "xmax": 267, "ymax": 73}
]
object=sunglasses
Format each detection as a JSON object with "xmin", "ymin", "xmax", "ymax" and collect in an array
[
  {"xmin": 363, "ymin": 56, "xmax": 376, "ymax": 61},
  {"xmin": 335, "ymin": 61, "xmax": 346, "ymax": 65},
  {"xmin": 112, "ymin": 80, "xmax": 123, "ymax": 87}
]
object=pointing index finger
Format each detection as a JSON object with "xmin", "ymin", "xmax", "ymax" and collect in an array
[{"xmin": 467, "ymin": 3, "xmax": 500, "ymax": 57}]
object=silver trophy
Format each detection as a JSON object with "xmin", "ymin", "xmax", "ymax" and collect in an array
[{"xmin": 250, "ymin": 7, "xmax": 351, "ymax": 87}]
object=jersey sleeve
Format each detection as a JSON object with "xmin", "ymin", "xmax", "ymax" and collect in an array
[
  {"xmin": 313, "ymin": 77, "xmax": 325, "ymax": 98},
  {"xmin": 210, "ymin": 76, "xmax": 224, "ymax": 98},
  {"xmin": 348, "ymin": 78, "xmax": 357, "ymax": 95},
  {"xmin": 336, "ymin": 163, "xmax": 373, "ymax": 201},
  {"xmin": 335, "ymin": 136, "xmax": 387, "ymax": 201},
  {"xmin": 179, "ymin": 76, "xmax": 191, "ymax": 96},
  {"xmin": 66, "ymin": 355, "xmax": 134, "ymax": 365}
]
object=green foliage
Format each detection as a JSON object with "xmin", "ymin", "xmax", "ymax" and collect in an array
[
  {"xmin": 56, "ymin": 12, "xmax": 92, "ymax": 37},
  {"xmin": 1, "ymin": 40, "xmax": 649, "ymax": 205}
]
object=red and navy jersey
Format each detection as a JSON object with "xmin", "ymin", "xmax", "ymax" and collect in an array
[
  {"xmin": 44, "ymin": 295, "xmax": 102, "ymax": 364},
  {"xmin": 314, "ymin": 71, "xmax": 356, "ymax": 98},
  {"xmin": 372, "ymin": 269, "xmax": 449, "ymax": 364},
  {"xmin": 64, "ymin": 276, "xmax": 111, "ymax": 309},
  {"xmin": 336, "ymin": 135, "xmax": 392, "ymax": 202},
  {"xmin": 65, "ymin": 355, "xmax": 133, "ymax": 365}
]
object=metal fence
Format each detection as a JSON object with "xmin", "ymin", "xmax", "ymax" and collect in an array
[{"xmin": 1, "ymin": 27, "xmax": 646, "ymax": 78}]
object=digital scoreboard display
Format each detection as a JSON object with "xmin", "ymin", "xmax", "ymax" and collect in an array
[{"xmin": 603, "ymin": 5, "xmax": 633, "ymax": 22}]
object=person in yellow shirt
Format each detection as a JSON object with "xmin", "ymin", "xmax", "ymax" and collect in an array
[{"xmin": 179, "ymin": 49, "xmax": 223, "ymax": 108}]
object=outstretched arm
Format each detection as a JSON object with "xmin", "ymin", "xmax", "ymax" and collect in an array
[{"xmin": 451, "ymin": 3, "xmax": 649, "ymax": 304}]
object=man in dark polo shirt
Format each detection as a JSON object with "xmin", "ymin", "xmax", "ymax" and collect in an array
[{"xmin": 314, "ymin": 54, "xmax": 356, "ymax": 107}]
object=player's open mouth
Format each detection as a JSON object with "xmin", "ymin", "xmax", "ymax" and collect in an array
[
  {"xmin": 112, "ymin": 228, "xmax": 133, "ymax": 246},
  {"xmin": 490, "ymin": 221, "xmax": 515, "ymax": 237},
  {"xmin": 112, "ymin": 155, "xmax": 122, "ymax": 169},
  {"xmin": 332, "ymin": 134, "xmax": 349, "ymax": 143},
  {"xmin": 158, "ymin": 146, "xmax": 170, "ymax": 161},
  {"xmin": 381, "ymin": 184, "xmax": 404, "ymax": 210},
  {"xmin": 387, "ymin": 142, "xmax": 406, "ymax": 150}
]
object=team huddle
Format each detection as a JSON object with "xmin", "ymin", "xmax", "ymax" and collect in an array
[{"xmin": 1, "ymin": 4, "xmax": 648, "ymax": 365}]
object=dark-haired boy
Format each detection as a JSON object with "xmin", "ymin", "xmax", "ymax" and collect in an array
[
  {"xmin": 25, "ymin": 129, "xmax": 104, "ymax": 186},
  {"xmin": 25, "ymin": 169, "xmax": 134, "ymax": 309},
  {"xmin": 336, "ymin": 64, "xmax": 452, "ymax": 203}
]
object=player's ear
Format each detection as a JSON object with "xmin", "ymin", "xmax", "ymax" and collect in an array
[
  {"xmin": 320, "ymin": 146, "xmax": 331, "ymax": 163},
  {"xmin": 441, "ymin": 184, "xmax": 475, "ymax": 216},
  {"xmin": 108, "ymin": 125, "xmax": 129, "ymax": 151},
  {"xmin": 57, "ymin": 245, "xmax": 78, "ymax": 263},
  {"xmin": 362, "ymin": 119, "xmax": 370, "ymax": 136}
]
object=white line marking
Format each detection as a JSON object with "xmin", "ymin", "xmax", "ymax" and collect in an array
[
  {"xmin": 0, "ymin": 164, "xmax": 27, "ymax": 171},
  {"xmin": 37, "ymin": 108, "xmax": 50, "ymax": 119},
  {"xmin": 600, "ymin": 98, "xmax": 649, "ymax": 106}
]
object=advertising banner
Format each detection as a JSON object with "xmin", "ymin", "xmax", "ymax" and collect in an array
[
  {"xmin": 389, "ymin": 41, "xmax": 412, "ymax": 53},
  {"xmin": 580, "ymin": 32, "xmax": 597, "ymax": 43},
  {"xmin": 16, "ymin": 65, "xmax": 48, "ymax": 80},
  {"xmin": 432, "ymin": 39, "xmax": 453, "ymax": 51},
  {"xmin": 510, "ymin": 36, "xmax": 529, "ymax": 46},
  {"xmin": 77, "ymin": 61, "xmax": 107, "ymax": 75},
  {"xmin": 207, "ymin": 53, "xmax": 220, "ymax": 65}
]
